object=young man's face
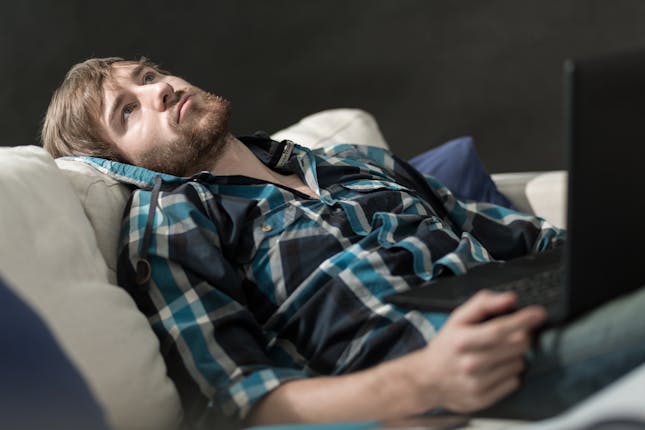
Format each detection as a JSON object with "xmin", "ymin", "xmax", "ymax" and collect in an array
[{"xmin": 100, "ymin": 61, "xmax": 231, "ymax": 176}]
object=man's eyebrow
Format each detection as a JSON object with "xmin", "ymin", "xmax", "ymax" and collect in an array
[
  {"xmin": 106, "ymin": 64, "xmax": 149, "ymax": 128},
  {"xmin": 131, "ymin": 63, "xmax": 146, "ymax": 79}
]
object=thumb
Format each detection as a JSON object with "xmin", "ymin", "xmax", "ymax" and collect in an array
[{"xmin": 448, "ymin": 290, "xmax": 517, "ymax": 325}]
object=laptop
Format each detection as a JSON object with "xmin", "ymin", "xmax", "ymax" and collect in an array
[{"xmin": 385, "ymin": 49, "xmax": 645, "ymax": 324}]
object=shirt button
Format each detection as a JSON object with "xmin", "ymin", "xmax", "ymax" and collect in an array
[{"xmin": 262, "ymin": 224, "xmax": 273, "ymax": 232}]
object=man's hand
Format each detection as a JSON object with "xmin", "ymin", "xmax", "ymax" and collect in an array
[{"xmin": 410, "ymin": 290, "xmax": 547, "ymax": 413}]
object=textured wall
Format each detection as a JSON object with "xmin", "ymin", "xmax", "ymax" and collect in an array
[{"xmin": 3, "ymin": 0, "xmax": 645, "ymax": 171}]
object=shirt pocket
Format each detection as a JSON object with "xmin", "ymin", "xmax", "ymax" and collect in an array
[
  {"xmin": 252, "ymin": 203, "xmax": 304, "ymax": 246},
  {"xmin": 247, "ymin": 204, "xmax": 308, "ymax": 291}
]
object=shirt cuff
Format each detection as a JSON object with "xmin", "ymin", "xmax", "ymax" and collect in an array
[{"xmin": 221, "ymin": 367, "xmax": 310, "ymax": 418}]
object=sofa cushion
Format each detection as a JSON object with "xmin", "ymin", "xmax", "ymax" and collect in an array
[
  {"xmin": 55, "ymin": 158, "xmax": 132, "ymax": 284},
  {"xmin": 271, "ymin": 108, "xmax": 390, "ymax": 150},
  {"xmin": 0, "ymin": 146, "xmax": 182, "ymax": 430},
  {"xmin": 526, "ymin": 171, "xmax": 567, "ymax": 229}
]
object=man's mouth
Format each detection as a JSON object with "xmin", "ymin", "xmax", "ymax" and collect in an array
[{"xmin": 176, "ymin": 95, "xmax": 192, "ymax": 123}]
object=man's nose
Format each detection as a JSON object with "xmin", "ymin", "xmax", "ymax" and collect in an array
[{"xmin": 145, "ymin": 82, "xmax": 174, "ymax": 111}]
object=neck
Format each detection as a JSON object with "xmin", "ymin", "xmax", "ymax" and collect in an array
[
  {"xmin": 207, "ymin": 134, "xmax": 318, "ymax": 198},
  {"xmin": 208, "ymin": 134, "xmax": 270, "ymax": 178}
]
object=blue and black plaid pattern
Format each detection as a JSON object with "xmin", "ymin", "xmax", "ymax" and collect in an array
[{"xmin": 74, "ymin": 136, "xmax": 564, "ymax": 419}]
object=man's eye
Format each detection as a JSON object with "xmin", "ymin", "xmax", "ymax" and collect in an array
[
  {"xmin": 143, "ymin": 72, "xmax": 155, "ymax": 84},
  {"xmin": 122, "ymin": 104, "xmax": 135, "ymax": 123}
]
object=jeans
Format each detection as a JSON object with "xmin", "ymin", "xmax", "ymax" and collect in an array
[{"xmin": 480, "ymin": 286, "xmax": 645, "ymax": 420}]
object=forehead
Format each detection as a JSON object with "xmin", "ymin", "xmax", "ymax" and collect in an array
[
  {"xmin": 103, "ymin": 61, "xmax": 146, "ymax": 91},
  {"xmin": 111, "ymin": 61, "xmax": 139, "ymax": 75}
]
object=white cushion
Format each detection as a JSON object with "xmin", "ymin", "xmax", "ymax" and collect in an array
[
  {"xmin": 526, "ymin": 171, "xmax": 567, "ymax": 229},
  {"xmin": 0, "ymin": 146, "xmax": 182, "ymax": 430},
  {"xmin": 490, "ymin": 171, "xmax": 544, "ymax": 215},
  {"xmin": 271, "ymin": 108, "xmax": 390, "ymax": 150},
  {"xmin": 55, "ymin": 158, "xmax": 131, "ymax": 284}
]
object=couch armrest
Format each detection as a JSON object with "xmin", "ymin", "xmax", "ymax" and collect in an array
[{"xmin": 492, "ymin": 171, "xmax": 567, "ymax": 229}]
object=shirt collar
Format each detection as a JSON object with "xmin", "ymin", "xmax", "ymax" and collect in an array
[{"xmin": 62, "ymin": 132, "xmax": 310, "ymax": 189}]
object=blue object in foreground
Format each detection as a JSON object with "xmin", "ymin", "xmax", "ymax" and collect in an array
[{"xmin": 0, "ymin": 275, "xmax": 110, "ymax": 430}]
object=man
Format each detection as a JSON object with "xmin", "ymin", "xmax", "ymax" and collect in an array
[{"xmin": 41, "ymin": 57, "xmax": 645, "ymax": 427}]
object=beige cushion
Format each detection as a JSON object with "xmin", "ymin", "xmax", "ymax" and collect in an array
[
  {"xmin": 0, "ymin": 146, "xmax": 182, "ymax": 430},
  {"xmin": 526, "ymin": 171, "xmax": 567, "ymax": 229},
  {"xmin": 55, "ymin": 158, "xmax": 132, "ymax": 284},
  {"xmin": 272, "ymin": 108, "xmax": 390, "ymax": 150},
  {"xmin": 490, "ymin": 171, "xmax": 544, "ymax": 215}
]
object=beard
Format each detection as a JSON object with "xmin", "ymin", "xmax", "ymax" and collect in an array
[{"xmin": 136, "ymin": 88, "xmax": 232, "ymax": 176}]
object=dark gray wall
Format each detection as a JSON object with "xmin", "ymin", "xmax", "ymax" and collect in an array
[{"xmin": 3, "ymin": 0, "xmax": 645, "ymax": 172}]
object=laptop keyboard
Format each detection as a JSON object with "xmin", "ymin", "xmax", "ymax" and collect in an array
[
  {"xmin": 454, "ymin": 267, "xmax": 564, "ymax": 309},
  {"xmin": 385, "ymin": 247, "xmax": 567, "ymax": 317}
]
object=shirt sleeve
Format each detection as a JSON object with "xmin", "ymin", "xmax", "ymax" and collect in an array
[{"xmin": 116, "ymin": 183, "xmax": 308, "ymax": 420}]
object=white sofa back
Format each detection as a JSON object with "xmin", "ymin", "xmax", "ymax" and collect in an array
[{"xmin": 0, "ymin": 146, "xmax": 182, "ymax": 430}]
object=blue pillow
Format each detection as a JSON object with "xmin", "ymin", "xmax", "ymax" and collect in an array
[
  {"xmin": 408, "ymin": 136, "xmax": 514, "ymax": 209},
  {"xmin": 0, "ymin": 275, "xmax": 110, "ymax": 430}
]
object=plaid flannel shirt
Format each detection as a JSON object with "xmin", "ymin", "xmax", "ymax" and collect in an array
[{"xmin": 74, "ymin": 134, "xmax": 564, "ymax": 421}]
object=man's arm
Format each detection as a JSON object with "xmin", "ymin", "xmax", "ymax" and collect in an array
[{"xmin": 248, "ymin": 291, "xmax": 546, "ymax": 425}]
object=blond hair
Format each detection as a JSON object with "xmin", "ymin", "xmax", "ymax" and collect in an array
[{"xmin": 41, "ymin": 57, "xmax": 160, "ymax": 160}]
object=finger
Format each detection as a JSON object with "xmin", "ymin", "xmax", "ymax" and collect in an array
[
  {"xmin": 490, "ymin": 305, "xmax": 547, "ymax": 333},
  {"xmin": 449, "ymin": 290, "xmax": 518, "ymax": 325},
  {"xmin": 467, "ymin": 306, "xmax": 546, "ymax": 348},
  {"xmin": 455, "ymin": 307, "xmax": 542, "ymax": 351},
  {"xmin": 457, "ymin": 335, "xmax": 529, "ymax": 376},
  {"xmin": 469, "ymin": 337, "xmax": 531, "ymax": 371},
  {"xmin": 454, "ymin": 321, "xmax": 531, "ymax": 353}
]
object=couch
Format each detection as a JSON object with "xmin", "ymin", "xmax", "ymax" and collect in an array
[{"xmin": 0, "ymin": 109, "xmax": 567, "ymax": 430}]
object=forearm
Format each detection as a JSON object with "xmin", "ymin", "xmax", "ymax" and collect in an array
[{"xmin": 246, "ymin": 350, "xmax": 433, "ymax": 425}]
